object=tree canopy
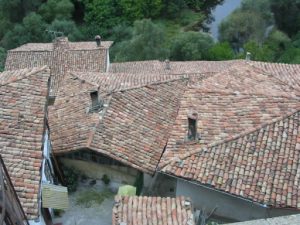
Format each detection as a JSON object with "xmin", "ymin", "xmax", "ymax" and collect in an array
[
  {"xmin": 112, "ymin": 19, "xmax": 168, "ymax": 61},
  {"xmin": 270, "ymin": 0, "xmax": 300, "ymax": 37},
  {"xmin": 0, "ymin": 0, "xmax": 299, "ymax": 71},
  {"xmin": 170, "ymin": 31, "xmax": 214, "ymax": 60}
]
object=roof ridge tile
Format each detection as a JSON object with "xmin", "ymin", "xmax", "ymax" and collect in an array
[{"xmin": 159, "ymin": 107, "xmax": 300, "ymax": 170}]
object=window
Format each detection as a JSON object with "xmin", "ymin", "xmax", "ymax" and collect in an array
[
  {"xmin": 90, "ymin": 91, "xmax": 103, "ymax": 112},
  {"xmin": 48, "ymin": 96, "xmax": 56, "ymax": 106},
  {"xmin": 90, "ymin": 91, "xmax": 99, "ymax": 107},
  {"xmin": 187, "ymin": 111, "xmax": 198, "ymax": 141}
]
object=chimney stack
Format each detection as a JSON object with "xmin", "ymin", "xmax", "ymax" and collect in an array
[
  {"xmin": 95, "ymin": 35, "xmax": 101, "ymax": 47},
  {"xmin": 165, "ymin": 59, "xmax": 171, "ymax": 70},
  {"xmin": 246, "ymin": 52, "xmax": 251, "ymax": 61},
  {"xmin": 53, "ymin": 36, "xmax": 69, "ymax": 50}
]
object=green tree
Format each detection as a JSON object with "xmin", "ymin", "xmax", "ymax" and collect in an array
[
  {"xmin": 242, "ymin": 41, "xmax": 274, "ymax": 61},
  {"xmin": 109, "ymin": 23, "xmax": 133, "ymax": 43},
  {"xmin": 240, "ymin": 30, "xmax": 292, "ymax": 62},
  {"xmin": 0, "ymin": 13, "xmax": 12, "ymax": 40},
  {"xmin": 161, "ymin": 0, "xmax": 187, "ymax": 19},
  {"xmin": 113, "ymin": 19, "xmax": 168, "ymax": 61},
  {"xmin": 270, "ymin": 0, "xmax": 300, "ymax": 37},
  {"xmin": 83, "ymin": 0, "xmax": 162, "ymax": 37},
  {"xmin": 118, "ymin": 0, "xmax": 144, "ymax": 22},
  {"xmin": 278, "ymin": 47, "xmax": 300, "ymax": 64},
  {"xmin": 185, "ymin": 0, "xmax": 224, "ymax": 13},
  {"xmin": 208, "ymin": 42, "xmax": 234, "ymax": 60},
  {"xmin": 23, "ymin": 13, "xmax": 47, "ymax": 41},
  {"xmin": 119, "ymin": 0, "xmax": 162, "ymax": 21},
  {"xmin": 39, "ymin": 0, "xmax": 74, "ymax": 23},
  {"xmin": 1, "ymin": 24, "xmax": 26, "ymax": 49},
  {"xmin": 0, "ymin": 0, "xmax": 43, "ymax": 23},
  {"xmin": 2, "ymin": 12, "xmax": 47, "ymax": 49},
  {"xmin": 265, "ymin": 29, "xmax": 291, "ymax": 55},
  {"xmin": 141, "ymin": 0, "xmax": 162, "ymax": 18},
  {"xmin": 48, "ymin": 19, "xmax": 83, "ymax": 41},
  {"xmin": 83, "ymin": 0, "xmax": 123, "ymax": 37},
  {"xmin": 219, "ymin": 10, "xmax": 267, "ymax": 52},
  {"xmin": 169, "ymin": 31, "xmax": 214, "ymax": 60},
  {"xmin": 241, "ymin": 0, "xmax": 273, "ymax": 25},
  {"xmin": 0, "ymin": 47, "xmax": 7, "ymax": 72},
  {"xmin": 185, "ymin": 0, "xmax": 224, "ymax": 25},
  {"xmin": 292, "ymin": 32, "xmax": 300, "ymax": 48}
]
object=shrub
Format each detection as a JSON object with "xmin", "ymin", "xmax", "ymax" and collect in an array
[
  {"xmin": 101, "ymin": 174, "xmax": 110, "ymax": 185},
  {"xmin": 62, "ymin": 165, "xmax": 79, "ymax": 192},
  {"xmin": 76, "ymin": 189, "xmax": 113, "ymax": 208}
]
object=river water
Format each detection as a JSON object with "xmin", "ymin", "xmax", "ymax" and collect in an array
[{"xmin": 208, "ymin": 0, "xmax": 242, "ymax": 40}]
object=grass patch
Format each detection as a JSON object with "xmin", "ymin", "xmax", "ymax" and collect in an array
[{"xmin": 76, "ymin": 189, "xmax": 114, "ymax": 208}]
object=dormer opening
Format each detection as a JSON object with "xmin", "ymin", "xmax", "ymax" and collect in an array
[
  {"xmin": 187, "ymin": 111, "xmax": 198, "ymax": 141},
  {"xmin": 48, "ymin": 96, "xmax": 56, "ymax": 106},
  {"xmin": 89, "ymin": 91, "xmax": 102, "ymax": 112}
]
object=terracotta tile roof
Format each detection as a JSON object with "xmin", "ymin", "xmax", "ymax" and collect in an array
[
  {"xmin": 109, "ymin": 60, "xmax": 242, "ymax": 75},
  {"xmin": 0, "ymin": 67, "xmax": 47, "ymax": 85},
  {"xmin": 112, "ymin": 196, "xmax": 195, "ymax": 225},
  {"xmin": 164, "ymin": 64, "xmax": 300, "ymax": 150},
  {"xmin": 159, "ymin": 63, "xmax": 300, "ymax": 209},
  {"xmin": 160, "ymin": 109, "xmax": 300, "ymax": 208},
  {"xmin": 9, "ymin": 41, "xmax": 112, "ymax": 51},
  {"xmin": 227, "ymin": 214, "xmax": 300, "ymax": 225},
  {"xmin": 5, "ymin": 38, "xmax": 112, "ymax": 95},
  {"xmin": 251, "ymin": 61, "xmax": 300, "ymax": 91},
  {"xmin": 70, "ymin": 71, "xmax": 187, "ymax": 94},
  {"xmin": 49, "ymin": 76, "xmax": 188, "ymax": 174},
  {"xmin": 0, "ymin": 66, "xmax": 50, "ymax": 219}
]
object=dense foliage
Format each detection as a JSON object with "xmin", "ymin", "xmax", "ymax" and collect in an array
[
  {"xmin": 0, "ymin": 0, "xmax": 299, "ymax": 71},
  {"xmin": 219, "ymin": 0, "xmax": 300, "ymax": 63}
]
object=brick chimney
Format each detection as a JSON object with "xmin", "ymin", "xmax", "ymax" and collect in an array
[
  {"xmin": 165, "ymin": 59, "xmax": 171, "ymax": 70},
  {"xmin": 246, "ymin": 52, "xmax": 251, "ymax": 61},
  {"xmin": 95, "ymin": 35, "xmax": 101, "ymax": 47},
  {"xmin": 53, "ymin": 36, "xmax": 70, "ymax": 50}
]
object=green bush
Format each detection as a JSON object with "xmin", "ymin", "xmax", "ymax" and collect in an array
[
  {"xmin": 76, "ymin": 189, "xmax": 113, "ymax": 208},
  {"xmin": 53, "ymin": 208, "xmax": 65, "ymax": 217},
  {"xmin": 101, "ymin": 174, "xmax": 110, "ymax": 185},
  {"xmin": 62, "ymin": 165, "xmax": 79, "ymax": 192},
  {"xmin": 170, "ymin": 31, "xmax": 214, "ymax": 60},
  {"xmin": 134, "ymin": 172, "xmax": 144, "ymax": 195}
]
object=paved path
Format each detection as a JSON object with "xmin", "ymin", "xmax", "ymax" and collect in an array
[{"xmin": 53, "ymin": 184, "xmax": 115, "ymax": 225}]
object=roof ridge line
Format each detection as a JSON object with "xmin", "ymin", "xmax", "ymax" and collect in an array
[
  {"xmin": 69, "ymin": 71, "xmax": 99, "ymax": 88},
  {"xmin": 251, "ymin": 60, "xmax": 300, "ymax": 67},
  {"xmin": 154, "ymin": 80, "xmax": 190, "ymax": 172},
  {"xmin": 159, "ymin": 107, "xmax": 300, "ymax": 170},
  {"xmin": 9, "ymin": 50, "xmax": 53, "ymax": 53},
  {"xmin": 104, "ymin": 76, "xmax": 189, "ymax": 95},
  {"xmin": 86, "ymin": 95, "xmax": 113, "ymax": 149},
  {"xmin": 0, "ymin": 66, "xmax": 49, "ymax": 87},
  {"xmin": 248, "ymin": 61, "xmax": 300, "ymax": 93},
  {"xmin": 186, "ymin": 87, "xmax": 299, "ymax": 100}
]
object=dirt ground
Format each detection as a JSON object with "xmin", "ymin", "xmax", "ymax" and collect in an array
[{"xmin": 53, "ymin": 181, "xmax": 115, "ymax": 225}]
